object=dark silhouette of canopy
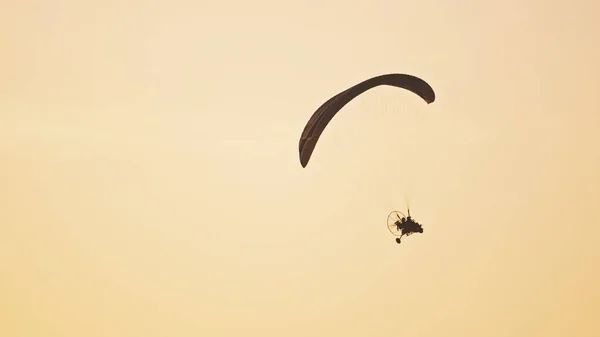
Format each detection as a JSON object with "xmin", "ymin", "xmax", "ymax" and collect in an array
[{"xmin": 298, "ymin": 73, "xmax": 435, "ymax": 168}]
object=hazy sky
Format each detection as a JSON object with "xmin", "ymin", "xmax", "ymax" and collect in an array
[{"xmin": 2, "ymin": 0, "xmax": 599, "ymax": 336}]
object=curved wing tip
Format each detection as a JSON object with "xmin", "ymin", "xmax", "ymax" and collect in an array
[{"xmin": 299, "ymin": 156, "xmax": 308, "ymax": 168}]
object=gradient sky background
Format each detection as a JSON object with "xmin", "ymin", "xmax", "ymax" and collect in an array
[{"xmin": 2, "ymin": 0, "xmax": 599, "ymax": 336}]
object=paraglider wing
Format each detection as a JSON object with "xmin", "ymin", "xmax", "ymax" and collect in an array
[{"xmin": 298, "ymin": 73, "xmax": 435, "ymax": 168}]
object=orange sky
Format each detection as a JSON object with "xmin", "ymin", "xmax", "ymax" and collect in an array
[{"xmin": 1, "ymin": 1, "xmax": 599, "ymax": 336}]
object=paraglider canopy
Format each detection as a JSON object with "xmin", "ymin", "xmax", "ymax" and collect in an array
[{"xmin": 298, "ymin": 73, "xmax": 435, "ymax": 168}]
